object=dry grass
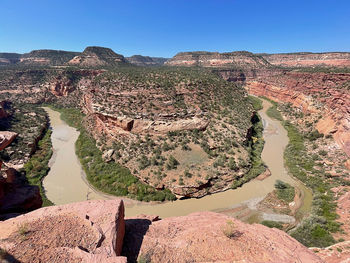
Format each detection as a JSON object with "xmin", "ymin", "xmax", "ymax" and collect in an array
[{"xmin": 221, "ymin": 220, "xmax": 241, "ymax": 239}]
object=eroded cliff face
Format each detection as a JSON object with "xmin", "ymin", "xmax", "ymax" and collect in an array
[
  {"xmin": 165, "ymin": 51, "xmax": 271, "ymax": 69},
  {"xmin": 262, "ymin": 52, "xmax": 350, "ymax": 68},
  {"xmin": 245, "ymin": 71, "xmax": 350, "ymax": 157}
]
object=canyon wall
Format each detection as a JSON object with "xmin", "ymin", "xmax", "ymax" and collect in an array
[
  {"xmin": 245, "ymin": 71, "xmax": 350, "ymax": 157},
  {"xmin": 262, "ymin": 52, "xmax": 350, "ymax": 68},
  {"xmin": 165, "ymin": 51, "xmax": 270, "ymax": 69}
]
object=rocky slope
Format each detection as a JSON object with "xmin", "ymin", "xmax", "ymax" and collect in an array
[
  {"xmin": 126, "ymin": 55, "xmax": 168, "ymax": 66},
  {"xmin": 0, "ymin": 199, "xmax": 324, "ymax": 263},
  {"xmin": 165, "ymin": 51, "xmax": 271, "ymax": 69},
  {"xmin": 0, "ymin": 103, "xmax": 46, "ymax": 219},
  {"xmin": 261, "ymin": 52, "xmax": 350, "ymax": 68},
  {"xmin": 245, "ymin": 71, "xmax": 350, "ymax": 158}
]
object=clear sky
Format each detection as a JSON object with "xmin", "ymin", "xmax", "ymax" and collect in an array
[{"xmin": 1, "ymin": 0, "xmax": 349, "ymax": 57}]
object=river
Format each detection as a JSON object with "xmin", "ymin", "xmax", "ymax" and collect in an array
[
  {"xmin": 42, "ymin": 99, "xmax": 312, "ymax": 219},
  {"xmin": 42, "ymin": 107, "xmax": 107, "ymax": 204}
]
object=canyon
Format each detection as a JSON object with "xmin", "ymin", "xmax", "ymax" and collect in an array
[{"xmin": 1, "ymin": 47, "xmax": 350, "ymax": 262}]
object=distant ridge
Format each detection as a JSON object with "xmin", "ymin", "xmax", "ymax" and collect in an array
[
  {"xmin": 126, "ymin": 55, "xmax": 168, "ymax": 66},
  {"xmin": 165, "ymin": 51, "xmax": 271, "ymax": 69},
  {"xmin": 1, "ymin": 48, "xmax": 350, "ymax": 68},
  {"xmin": 68, "ymin": 46, "xmax": 128, "ymax": 67}
]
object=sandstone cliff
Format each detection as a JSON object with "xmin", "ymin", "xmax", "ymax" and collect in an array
[
  {"xmin": 245, "ymin": 71, "xmax": 350, "ymax": 158},
  {"xmin": 165, "ymin": 51, "xmax": 271, "ymax": 69},
  {"xmin": 262, "ymin": 52, "xmax": 350, "ymax": 68}
]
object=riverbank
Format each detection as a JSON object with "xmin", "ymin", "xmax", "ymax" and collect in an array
[
  {"xmin": 42, "ymin": 107, "xmax": 108, "ymax": 205},
  {"xmin": 264, "ymin": 98, "xmax": 344, "ymax": 248},
  {"xmin": 23, "ymin": 127, "xmax": 53, "ymax": 207}
]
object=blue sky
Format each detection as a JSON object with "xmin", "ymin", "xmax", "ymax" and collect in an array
[{"xmin": 1, "ymin": 0, "xmax": 349, "ymax": 57}]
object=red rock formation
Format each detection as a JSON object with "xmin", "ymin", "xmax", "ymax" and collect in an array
[
  {"xmin": 0, "ymin": 199, "xmax": 126, "ymax": 262},
  {"xmin": 245, "ymin": 71, "xmax": 350, "ymax": 158},
  {"xmin": 314, "ymin": 241, "xmax": 350, "ymax": 263},
  {"xmin": 49, "ymin": 77, "xmax": 75, "ymax": 96},
  {"xmin": 124, "ymin": 211, "xmax": 323, "ymax": 263},
  {"xmin": 0, "ymin": 131, "xmax": 18, "ymax": 151}
]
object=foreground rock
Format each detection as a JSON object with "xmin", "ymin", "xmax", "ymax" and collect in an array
[
  {"xmin": 0, "ymin": 200, "xmax": 126, "ymax": 263},
  {"xmin": 123, "ymin": 211, "xmax": 323, "ymax": 263},
  {"xmin": 313, "ymin": 241, "xmax": 350, "ymax": 263}
]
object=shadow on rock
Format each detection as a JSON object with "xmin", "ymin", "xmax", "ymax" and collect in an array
[{"xmin": 121, "ymin": 218, "xmax": 153, "ymax": 263}]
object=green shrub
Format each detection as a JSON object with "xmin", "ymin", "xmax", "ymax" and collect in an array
[
  {"xmin": 23, "ymin": 128, "xmax": 54, "ymax": 206},
  {"xmin": 275, "ymin": 180, "xmax": 295, "ymax": 202}
]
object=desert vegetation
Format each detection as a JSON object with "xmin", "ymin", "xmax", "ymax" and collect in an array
[{"xmin": 265, "ymin": 99, "xmax": 349, "ymax": 247}]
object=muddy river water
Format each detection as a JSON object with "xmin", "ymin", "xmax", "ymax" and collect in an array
[{"xmin": 43, "ymin": 99, "xmax": 312, "ymax": 218}]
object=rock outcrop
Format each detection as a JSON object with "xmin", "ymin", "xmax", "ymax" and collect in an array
[
  {"xmin": 262, "ymin": 52, "xmax": 350, "ymax": 68},
  {"xmin": 0, "ymin": 200, "xmax": 324, "ymax": 263},
  {"xmin": 0, "ymin": 131, "xmax": 17, "ymax": 151},
  {"xmin": 123, "ymin": 211, "xmax": 323, "ymax": 263},
  {"xmin": 0, "ymin": 199, "xmax": 127, "ymax": 263},
  {"xmin": 245, "ymin": 71, "xmax": 350, "ymax": 158}
]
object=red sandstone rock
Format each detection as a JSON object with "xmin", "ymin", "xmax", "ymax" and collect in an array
[
  {"xmin": 0, "ymin": 199, "xmax": 126, "ymax": 262},
  {"xmin": 313, "ymin": 241, "xmax": 350, "ymax": 263},
  {"xmin": 255, "ymin": 167, "xmax": 271, "ymax": 181},
  {"xmin": 0, "ymin": 131, "xmax": 18, "ymax": 151},
  {"xmin": 124, "ymin": 211, "xmax": 323, "ymax": 263},
  {"xmin": 245, "ymin": 72, "xmax": 350, "ymax": 157}
]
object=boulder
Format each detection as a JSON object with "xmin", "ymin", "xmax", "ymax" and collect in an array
[
  {"xmin": 0, "ymin": 131, "xmax": 18, "ymax": 151},
  {"xmin": 0, "ymin": 199, "xmax": 126, "ymax": 263}
]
